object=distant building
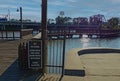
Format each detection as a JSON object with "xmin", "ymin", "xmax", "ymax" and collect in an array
[
  {"xmin": 22, "ymin": 19, "xmax": 31, "ymax": 22},
  {"xmin": 0, "ymin": 17, "xmax": 7, "ymax": 22}
]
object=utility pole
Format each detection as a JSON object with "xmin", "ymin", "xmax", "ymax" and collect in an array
[{"xmin": 41, "ymin": 0, "xmax": 48, "ymax": 74}]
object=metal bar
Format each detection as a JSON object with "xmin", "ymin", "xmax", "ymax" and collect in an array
[
  {"xmin": 6, "ymin": 31, "xmax": 7, "ymax": 39},
  {"xmin": 49, "ymin": 40, "xmax": 52, "ymax": 73},
  {"xmin": 59, "ymin": 34, "xmax": 63, "ymax": 74},
  {"xmin": 1, "ymin": 31, "xmax": 3, "ymax": 39},
  {"xmin": 55, "ymin": 40, "xmax": 57, "ymax": 73},
  {"xmin": 53, "ymin": 40, "xmax": 55, "ymax": 73},
  {"xmin": 13, "ymin": 31, "xmax": 15, "ymax": 40},
  {"xmin": 59, "ymin": 75, "xmax": 63, "ymax": 81},
  {"xmin": 47, "ymin": 42, "xmax": 49, "ymax": 73},
  {"xmin": 62, "ymin": 31, "xmax": 66, "ymax": 77},
  {"xmin": 45, "ymin": 65, "xmax": 62, "ymax": 67},
  {"xmin": 50, "ymin": 40, "xmax": 53, "ymax": 73},
  {"xmin": 56, "ymin": 38, "xmax": 59, "ymax": 74}
]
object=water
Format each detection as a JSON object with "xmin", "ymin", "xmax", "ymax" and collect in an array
[
  {"xmin": 65, "ymin": 37, "xmax": 120, "ymax": 52},
  {"xmin": 48, "ymin": 37, "xmax": 120, "ymax": 61}
]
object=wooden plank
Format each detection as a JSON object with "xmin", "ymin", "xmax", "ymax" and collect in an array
[
  {"xmin": 0, "ymin": 35, "xmax": 33, "ymax": 76},
  {"xmin": 39, "ymin": 74, "xmax": 61, "ymax": 81}
]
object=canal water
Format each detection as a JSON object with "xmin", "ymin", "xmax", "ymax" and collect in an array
[
  {"xmin": 48, "ymin": 36, "xmax": 120, "ymax": 54},
  {"xmin": 47, "ymin": 36, "xmax": 120, "ymax": 74},
  {"xmin": 65, "ymin": 37, "xmax": 120, "ymax": 52}
]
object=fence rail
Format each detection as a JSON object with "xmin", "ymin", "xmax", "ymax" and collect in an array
[
  {"xmin": 0, "ymin": 29, "xmax": 33, "ymax": 40},
  {"xmin": 0, "ymin": 30, "xmax": 21, "ymax": 39}
]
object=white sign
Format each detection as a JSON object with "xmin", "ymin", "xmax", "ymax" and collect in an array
[{"xmin": 28, "ymin": 40, "xmax": 42, "ymax": 69}]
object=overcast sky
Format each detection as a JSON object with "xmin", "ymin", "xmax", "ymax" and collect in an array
[{"xmin": 0, "ymin": 0, "xmax": 120, "ymax": 22}]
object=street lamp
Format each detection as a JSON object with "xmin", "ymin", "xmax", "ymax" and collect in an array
[
  {"xmin": 8, "ymin": 9, "xmax": 10, "ymax": 21},
  {"xmin": 17, "ymin": 7, "xmax": 23, "ymax": 29},
  {"xmin": 17, "ymin": 7, "xmax": 23, "ymax": 39}
]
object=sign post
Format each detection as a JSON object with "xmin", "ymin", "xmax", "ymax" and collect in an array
[{"xmin": 28, "ymin": 40, "xmax": 42, "ymax": 69}]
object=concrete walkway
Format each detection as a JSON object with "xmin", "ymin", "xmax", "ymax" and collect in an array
[{"xmin": 62, "ymin": 48, "xmax": 120, "ymax": 81}]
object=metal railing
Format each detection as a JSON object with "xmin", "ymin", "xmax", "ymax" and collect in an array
[
  {"xmin": 46, "ymin": 32, "xmax": 66, "ymax": 80},
  {"xmin": 0, "ymin": 30, "xmax": 21, "ymax": 39}
]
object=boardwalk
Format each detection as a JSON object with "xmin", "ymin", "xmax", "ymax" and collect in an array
[
  {"xmin": 0, "ymin": 40, "xmax": 19, "ymax": 75},
  {"xmin": 0, "ymin": 35, "xmax": 42, "ymax": 81},
  {"xmin": 39, "ymin": 74, "xmax": 61, "ymax": 81},
  {"xmin": 0, "ymin": 35, "xmax": 33, "ymax": 75}
]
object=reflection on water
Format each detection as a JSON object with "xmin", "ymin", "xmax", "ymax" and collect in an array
[
  {"xmin": 80, "ymin": 38, "xmax": 90, "ymax": 48},
  {"xmin": 65, "ymin": 37, "xmax": 120, "ymax": 52}
]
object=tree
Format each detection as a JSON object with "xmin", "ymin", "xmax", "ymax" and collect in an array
[
  {"xmin": 64, "ymin": 17, "xmax": 72, "ymax": 24},
  {"xmin": 48, "ymin": 18, "xmax": 55, "ymax": 24},
  {"xmin": 108, "ymin": 17, "xmax": 119, "ymax": 27},
  {"xmin": 55, "ymin": 16, "xmax": 72, "ymax": 25},
  {"xmin": 10, "ymin": 19, "xmax": 19, "ymax": 22},
  {"xmin": 55, "ymin": 16, "xmax": 65, "ymax": 24}
]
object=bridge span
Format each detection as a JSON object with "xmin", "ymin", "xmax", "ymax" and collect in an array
[{"xmin": 48, "ymin": 27, "xmax": 120, "ymax": 38}]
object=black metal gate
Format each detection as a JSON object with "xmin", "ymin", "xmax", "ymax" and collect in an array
[{"xmin": 45, "ymin": 33, "xmax": 66, "ymax": 80}]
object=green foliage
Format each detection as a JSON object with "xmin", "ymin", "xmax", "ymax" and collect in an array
[
  {"xmin": 47, "ymin": 18, "xmax": 55, "ymax": 24},
  {"xmin": 55, "ymin": 16, "xmax": 72, "ymax": 24},
  {"xmin": 10, "ymin": 19, "xmax": 19, "ymax": 22},
  {"xmin": 101, "ymin": 25, "xmax": 108, "ymax": 29},
  {"xmin": 108, "ymin": 17, "xmax": 119, "ymax": 27}
]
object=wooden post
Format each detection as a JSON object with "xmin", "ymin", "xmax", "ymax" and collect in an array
[
  {"xmin": 18, "ymin": 43, "xmax": 22, "ymax": 69},
  {"xmin": 41, "ymin": 0, "xmax": 48, "ymax": 74}
]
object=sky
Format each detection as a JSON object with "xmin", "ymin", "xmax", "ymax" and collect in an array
[{"xmin": 0, "ymin": 0, "xmax": 120, "ymax": 22}]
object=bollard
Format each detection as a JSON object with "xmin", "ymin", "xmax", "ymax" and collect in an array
[
  {"xmin": 18, "ymin": 43, "xmax": 22, "ymax": 69},
  {"xmin": 18, "ymin": 42, "xmax": 29, "ymax": 70},
  {"xmin": 25, "ymin": 42, "xmax": 28, "ymax": 69}
]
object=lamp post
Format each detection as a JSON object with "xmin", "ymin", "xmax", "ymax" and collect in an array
[
  {"xmin": 8, "ymin": 9, "xmax": 10, "ymax": 21},
  {"xmin": 17, "ymin": 7, "xmax": 23, "ymax": 30},
  {"xmin": 17, "ymin": 7, "xmax": 23, "ymax": 38}
]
